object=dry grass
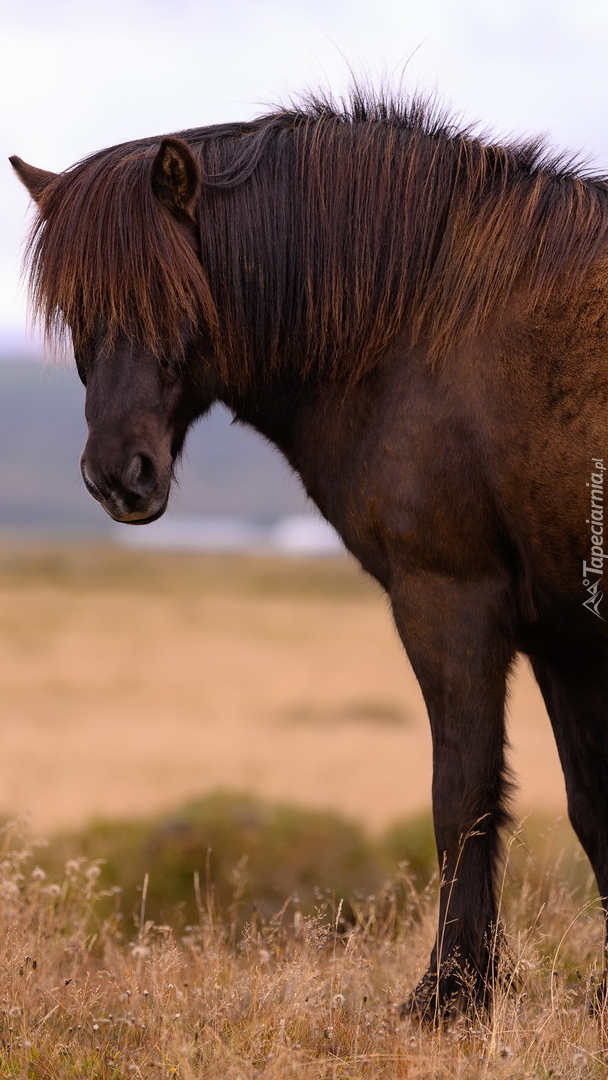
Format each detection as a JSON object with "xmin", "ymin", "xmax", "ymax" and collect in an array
[
  {"xmin": 0, "ymin": 543, "xmax": 600, "ymax": 1076},
  {"xmin": 0, "ymin": 817, "xmax": 607, "ymax": 1079}
]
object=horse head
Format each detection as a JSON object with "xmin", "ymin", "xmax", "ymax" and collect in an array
[
  {"xmin": 76, "ymin": 331, "xmax": 193, "ymax": 525},
  {"xmin": 11, "ymin": 139, "xmax": 216, "ymax": 524}
]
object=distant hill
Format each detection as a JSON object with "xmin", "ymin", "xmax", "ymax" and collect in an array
[{"xmin": 0, "ymin": 359, "xmax": 312, "ymax": 537}]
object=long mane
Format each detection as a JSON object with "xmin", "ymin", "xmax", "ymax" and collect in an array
[{"xmin": 24, "ymin": 91, "xmax": 608, "ymax": 384}]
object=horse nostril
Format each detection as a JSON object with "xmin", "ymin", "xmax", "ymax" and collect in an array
[
  {"xmin": 123, "ymin": 453, "xmax": 157, "ymax": 497},
  {"xmin": 80, "ymin": 457, "xmax": 105, "ymax": 501}
]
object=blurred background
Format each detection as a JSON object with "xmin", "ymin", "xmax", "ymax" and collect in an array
[{"xmin": 0, "ymin": 0, "xmax": 599, "ymax": 898}]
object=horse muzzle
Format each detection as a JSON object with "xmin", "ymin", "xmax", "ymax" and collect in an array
[{"xmin": 80, "ymin": 450, "xmax": 171, "ymax": 525}]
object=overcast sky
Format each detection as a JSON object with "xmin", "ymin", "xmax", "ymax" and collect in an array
[{"xmin": 3, "ymin": 0, "xmax": 608, "ymax": 351}]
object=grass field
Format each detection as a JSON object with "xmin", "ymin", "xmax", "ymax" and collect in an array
[
  {"xmin": 0, "ymin": 541, "xmax": 566, "ymax": 834},
  {"xmin": 0, "ymin": 541, "xmax": 602, "ymax": 1077},
  {"xmin": 0, "ymin": 816, "xmax": 607, "ymax": 1079}
]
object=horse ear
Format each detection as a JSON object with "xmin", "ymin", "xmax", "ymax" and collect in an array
[
  {"xmin": 9, "ymin": 155, "xmax": 58, "ymax": 203},
  {"xmin": 151, "ymin": 137, "xmax": 199, "ymax": 222}
]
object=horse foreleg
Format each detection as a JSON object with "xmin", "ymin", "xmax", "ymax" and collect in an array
[
  {"xmin": 391, "ymin": 574, "xmax": 515, "ymax": 1022},
  {"xmin": 531, "ymin": 645, "xmax": 608, "ymax": 1000}
]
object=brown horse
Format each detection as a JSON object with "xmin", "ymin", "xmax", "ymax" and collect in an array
[{"xmin": 11, "ymin": 92, "xmax": 608, "ymax": 1020}]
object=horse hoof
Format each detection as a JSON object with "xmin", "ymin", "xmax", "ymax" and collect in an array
[
  {"xmin": 399, "ymin": 975, "xmax": 459, "ymax": 1026},
  {"xmin": 400, "ymin": 964, "xmax": 492, "ymax": 1025}
]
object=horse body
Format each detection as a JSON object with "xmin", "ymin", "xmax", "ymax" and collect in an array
[
  {"xmin": 243, "ymin": 310, "xmax": 608, "ymax": 1016},
  {"xmin": 11, "ymin": 95, "xmax": 608, "ymax": 1018}
]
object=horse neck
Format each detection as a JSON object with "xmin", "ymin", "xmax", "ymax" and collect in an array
[{"xmin": 218, "ymin": 373, "xmax": 313, "ymax": 457}]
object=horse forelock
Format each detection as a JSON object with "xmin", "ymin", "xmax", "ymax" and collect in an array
[
  {"xmin": 21, "ymin": 93, "xmax": 608, "ymax": 383},
  {"xmin": 24, "ymin": 145, "xmax": 217, "ymax": 361}
]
